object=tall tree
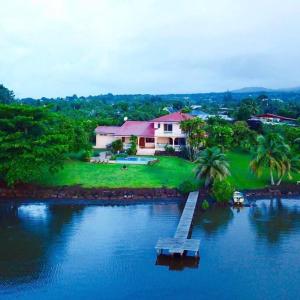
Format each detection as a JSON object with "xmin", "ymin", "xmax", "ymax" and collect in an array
[
  {"xmin": 250, "ymin": 133, "xmax": 290, "ymax": 185},
  {"xmin": 180, "ymin": 118, "xmax": 206, "ymax": 161},
  {"xmin": 232, "ymin": 121, "xmax": 257, "ymax": 151},
  {"xmin": 0, "ymin": 105, "xmax": 82, "ymax": 186},
  {"xmin": 196, "ymin": 147, "xmax": 231, "ymax": 187},
  {"xmin": 0, "ymin": 84, "xmax": 14, "ymax": 104},
  {"xmin": 206, "ymin": 124, "xmax": 233, "ymax": 151}
]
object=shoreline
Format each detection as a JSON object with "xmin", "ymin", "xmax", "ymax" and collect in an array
[{"xmin": 0, "ymin": 182, "xmax": 300, "ymax": 202}]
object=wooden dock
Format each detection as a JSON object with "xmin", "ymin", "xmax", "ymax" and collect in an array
[{"xmin": 155, "ymin": 191, "xmax": 200, "ymax": 257}]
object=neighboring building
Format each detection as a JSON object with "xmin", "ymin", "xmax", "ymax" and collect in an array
[
  {"xmin": 191, "ymin": 109, "xmax": 233, "ymax": 122},
  {"xmin": 249, "ymin": 113, "xmax": 297, "ymax": 126},
  {"xmin": 94, "ymin": 112, "xmax": 193, "ymax": 155}
]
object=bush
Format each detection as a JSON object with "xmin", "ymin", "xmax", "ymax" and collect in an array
[
  {"xmin": 212, "ymin": 179, "xmax": 234, "ymax": 203},
  {"xmin": 202, "ymin": 199, "xmax": 209, "ymax": 210},
  {"xmin": 81, "ymin": 150, "xmax": 92, "ymax": 162},
  {"xmin": 178, "ymin": 180, "xmax": 199, "ymax": 194},
  {"xmin": 127, "ymin": 135, "xmax": 137, "ymax": 155},
  {"xmin": 165, "ymin": 145, "xmax": 175, "ymax": 153},
  {"xmin": 111, "ymin": 139, "xmax": 123, "ymax": 154}
]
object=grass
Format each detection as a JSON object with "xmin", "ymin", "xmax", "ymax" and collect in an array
[
  {"xmin": 36, "ymin": 156, "xmax": 197, "ymax": 188},
  {"xmin": 35, "ymin": 152, "xmax": 300, "ymax": 190},
  {"xmin": 227, "ymin": 150, "xmax": 300, "ymax": 190}
]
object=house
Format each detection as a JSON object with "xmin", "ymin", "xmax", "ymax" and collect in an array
[
  {"xmin": 94, "ymin": 112, "xmax": 193, "ymax": 155},
  {"xmin": 249, "ymin": 113, "xmax": 297, "ymax": 126},
  {"xmin": 191, "ymin": 109, "xmax": 233, "ymax": 122}
]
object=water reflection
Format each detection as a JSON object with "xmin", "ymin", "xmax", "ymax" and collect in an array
[
  {"xmin": 155, "ymin": 254, "xmax": 199, "ymax": 271},
  {"xmin": 194, "ymin": 206, "xmax": 234, "ymax": 235},
  {"xmin": 0, "ymin": 202, "xmax": 85, "ymax": 284},
  {"xmin": 249, "ymin": 198, "xmax": 300, "ymax": 243}
]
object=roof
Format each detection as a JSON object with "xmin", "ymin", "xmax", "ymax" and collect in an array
[
  {"xmin": 151, "ymin": 112, "xmax": 193, "ymax": 122},
  {"xmin": 95, "ymin": 121, "xmax": 154, "ymax": 137},
  {"xmin": 117, "ymin": 121, "xmax": 154, "ymax": 137},
  {"xmin": 95, "ymin": 126, "xmax": 120, "ymax": 134},
  {"xmin": 255, "ymin": 114, "xmax": 296, "ymax": 121}
]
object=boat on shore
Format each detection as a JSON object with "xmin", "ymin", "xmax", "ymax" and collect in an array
[{"xmin": 233, "ymin": 191, "xmax": 245, "ymax": 205}]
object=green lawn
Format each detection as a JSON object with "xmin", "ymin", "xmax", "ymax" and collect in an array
[
  {"xmin": 227, "ymin": 151, "xmax": 300, "ymax": 190},
  {"xmin": 36, "ymin": 152, "xmax": 300, "ymax": 190},
  {"xmin": 37, "ymin": 156, "xmax": 197, "ymax": 188}
]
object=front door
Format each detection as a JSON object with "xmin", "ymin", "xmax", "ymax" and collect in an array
[{"xmin": 139, "ymin": 137, "xmax": 145, "ymax": 148}]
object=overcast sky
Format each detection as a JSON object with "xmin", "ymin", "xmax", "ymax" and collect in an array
[{"xmin": 1, "ymin": 0, "xmax": 300, "ymax": 98}]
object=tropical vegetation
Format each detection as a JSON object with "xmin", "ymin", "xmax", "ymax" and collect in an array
[{"xmin": 195, "ymin": 147, "xmax": 230, "ymax": 187}]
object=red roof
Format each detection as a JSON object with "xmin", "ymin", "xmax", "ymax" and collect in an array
[
  {"xmin": 95, "ymin": 122, "xmax": 154, "ymax": 137},
  {"xmin": 152, "ymin": 112, "xmax": 193, "ymax": 122},
  {"xmin": 117, "ymin": 121, "xmax": 154, "ymax": 137},
  {"xmin": 95, "ymin": 126, "xmax": 120, "ymax": 134},
  {"xmin": 255, "ymin": 114, "xmax": 296, "ymax": 121}
]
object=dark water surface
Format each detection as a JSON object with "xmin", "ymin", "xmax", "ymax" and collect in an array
[{"xmin": 1, "ymin": 198, "xmax": 300, "ymax": 300}]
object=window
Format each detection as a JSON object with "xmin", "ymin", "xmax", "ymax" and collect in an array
[
  {"xmin": 174, "ymin": 138, "xmax": 186, "ymax": 146},
  {"xmin": 122, "ymin": 137, "xmax": 125, "ymax": 142},
  {"xmin": 146, "ymin": 138, "xmax": 155, "ymax": 143},
  {"xmin": 158, "ymin": 123, "xmax": 160, "ymax": 128},
  {"xmin": 164, "ymin": 124, "xmax": 173, "ymax": 132}
]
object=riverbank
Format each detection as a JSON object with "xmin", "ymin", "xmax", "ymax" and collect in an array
[
  {"xmin": 0, "ymin": 182, "xmax": 184, "ymax": 201},
  {"xmin": 0, "ymin": 182, "xmax": 300, "ymax": 202}
]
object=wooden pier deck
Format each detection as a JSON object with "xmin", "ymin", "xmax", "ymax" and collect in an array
[{"xmin": 155, "ymin": 191, "xmax": 200, "ymax": 256}]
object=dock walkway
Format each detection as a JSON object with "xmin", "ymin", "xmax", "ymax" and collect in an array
[{"xmin": 155, "ymin": 191, "xmax": 200, "ymax": 256}]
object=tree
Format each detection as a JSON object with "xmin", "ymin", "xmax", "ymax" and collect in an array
[
  {"xmin": 180, "ymin": 118, "xmax": 206, "ymax": 161},
  {"xmin": 206, "ymin": 125, "xmax": 233, "ymax": 151},
  {"xmin": 212, "ymin": 179, "xmax": 235, "ymax": 203},
  {"xmin": 0, "ymin": 105, "xmax": 75, "ymax": 186},
  {"xmin": 181, "ymin": 106, "xmax": 192, "ymax": 113},
  {"xmin": 250, "ymin": 134, "xmax": 290, "ymax": 185},
  {"xmin": 195, "ymin": 147, "xmax": 231, "ymax": 187},
  {"xmin": 232, "ymin": 121, "xmax": 257, "ymax": 151},
  {"xmin": 127, "ymin": 135, "xmax": 137, "ymax": 155},
  {"xmin": 0, "ymin": 84, "xmax": 14, "ymax": 104},
  {"xmin": 276, "ymin": 153, "xmax": 300, "ymax": 186},
  {"xmin": 234, "ymin": 98, "xmax": 260, "ymax": 121},
  {"xmin": 111, "ymin": 139, "xmax": 123, "ymax": 153}
]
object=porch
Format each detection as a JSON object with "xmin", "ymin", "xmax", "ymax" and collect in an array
[{"xmin": 155, "ymin": 137, "xmax": 186, "ymax": 151}]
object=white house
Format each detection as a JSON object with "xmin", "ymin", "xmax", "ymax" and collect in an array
[{"xmin": 94, "ymin": 112, "xmax": 193, "ymax": 155}]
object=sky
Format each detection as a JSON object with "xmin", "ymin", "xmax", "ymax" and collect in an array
[{"xmin": 1, "ymin": 0, "xmax": 300, "ymax": 98}]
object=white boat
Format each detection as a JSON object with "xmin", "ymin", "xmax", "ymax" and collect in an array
[{"xmin": 233, "ymin": 191, "xmax": 244, "ymax": 205}]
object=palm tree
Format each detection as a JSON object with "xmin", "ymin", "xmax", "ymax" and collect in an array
[
  {"xmin": 195, "ymin": 147, "xmax": 230, "ymax": 187},
  {"xmin": 276, "ymin": 154, "xmax": 300, "ymax": 185},
  {"xmin": 250, "ymin": 133, "xmax": 289, "ymax": 185}
]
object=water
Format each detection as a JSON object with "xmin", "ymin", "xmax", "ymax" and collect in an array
[
  {"xmin": 115, "ymin": 156, "xmax": 156, "ymax": 164},
  {"xmin": 0, "ymin": 198, "xmax": 300, "ymax": 299}
]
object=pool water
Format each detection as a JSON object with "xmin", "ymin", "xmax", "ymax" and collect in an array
[
  {"xmin": 0, "ymin": 198, "xmax": 300, "ymax": 299},
  {"xmin": 115, "ymin": 156, "xmax": 156, "ymax": 164}
]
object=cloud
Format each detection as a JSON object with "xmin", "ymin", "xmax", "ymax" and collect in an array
[{"xmin": 0, "ymin": 0, "xmax": 300, "ymax": 97}]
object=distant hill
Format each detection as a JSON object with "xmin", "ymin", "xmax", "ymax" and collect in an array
[{"xmin": 231, "ymin": 86, "xmax": 300, "ymax": 94}]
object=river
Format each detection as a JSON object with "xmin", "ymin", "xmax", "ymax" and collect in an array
[{"xmin": 0, "ymin": 198, "xmax": 300, "ymax": 299}]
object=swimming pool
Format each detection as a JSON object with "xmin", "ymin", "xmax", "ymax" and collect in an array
[{"xmin": 114, "ymin": 156, "xmax": 157, "ymax": 164}]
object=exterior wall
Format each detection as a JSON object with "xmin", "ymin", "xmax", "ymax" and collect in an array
[
  {"xmin": 155, "ymin": 137, "xmax": 183, "ymax": 151},
  {"xmin": 154, "ymin": 122, "xmax": 185, "ymax": 138},
  {"xmin": 122, "ymin": 136, "xmax": 132, "ymax": 149},
  {"xmin": 95, "ymin": 134, "xmax": 118, "ymax": 149},
  {"xmin": 145, "ymin": 142, "xmax": 155, "ymax": 148}
]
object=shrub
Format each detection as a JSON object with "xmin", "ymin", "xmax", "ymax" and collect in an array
[
  {"xmin": 81, "ymin": 150, "xmax": 92, "ymax": 162},
  {"xmin": 111, "ymin": 139, "xmax": 123, "ymax": 154},
  {"xmin": 212, "ymin": 179, "xmax": 235, "ymax": 203},
  {"xmin": 201, "ymin": 199, "xmax": 209, "ymax": 210},
  {"xmin": 127, "ymin": 135, "xmax": 138, "ymax": 155},
  {"xmin": 165, "ymin": 145, "xmax": 175, "ymax": 153},
  {"xmin": 178, "ymin": 180, "xmax": 199, "ymax": 194}
]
